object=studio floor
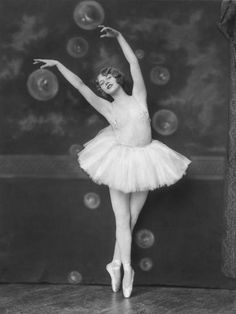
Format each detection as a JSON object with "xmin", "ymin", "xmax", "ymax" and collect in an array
[{"xmin": 0, "ymin": 284, "xmax": 236, "ymax": 314}]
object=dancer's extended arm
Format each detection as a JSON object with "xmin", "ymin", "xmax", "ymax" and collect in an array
[
  {"xmin": 33, "ymin": 59, "xmax": 112, "ymax": 120},
  {"xmin": 99, "ymin": 26, "xmax": 147, "ymax": 102}
]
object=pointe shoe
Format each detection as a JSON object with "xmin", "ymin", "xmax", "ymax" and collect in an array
[
  {"xmin": 122, "ymin": 263, "xmax": 135, "ymax": 298},
  {"xmin": 106, "ymin": 260, "xmax": 121, "ymax": 292}
]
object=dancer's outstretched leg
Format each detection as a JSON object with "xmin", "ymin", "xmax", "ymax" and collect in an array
[
  {"xmin": 112, "ymin": 190, "xmax": 149, "ymax": 262},
  {"xmin": 130, "ymin": 190, "xmax": 149, "ymax": 231}
]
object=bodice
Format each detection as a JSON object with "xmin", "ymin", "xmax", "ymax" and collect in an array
[{"xmin": 110, "ymin": 99, "xmax": 152, "ymax": 147}]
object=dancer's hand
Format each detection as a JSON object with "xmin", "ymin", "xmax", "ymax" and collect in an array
[
  {"xmin": 98, "ymin": 25, "xmax": 120, "ymax": 38},
  {"xmin": 33, "ymin": 58, "xmax": 59, "ymax": 69}
]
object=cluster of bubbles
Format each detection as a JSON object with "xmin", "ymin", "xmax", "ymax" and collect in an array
[
  {"xmin": 28, "ymin": 1, "xmax": 105, "ymax": 101},
  {"xmin": 152, "ymin": 109, "xmax": 178, "ymax": 136},
  {"xmin": 135, "ymin": 229, "xmax": 155, "ymax": 272},
  {"xmin": 27, "ymin": 69, "xmax": 59, "ymax": 101}
]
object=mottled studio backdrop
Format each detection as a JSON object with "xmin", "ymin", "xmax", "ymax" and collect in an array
[
  {"xmin": 0, "ymin": 0, "xmax": 233, "ymax": 287},
  {"xmin": 0, "ymin": 0, "xmax": 228, "ymax": 156}
]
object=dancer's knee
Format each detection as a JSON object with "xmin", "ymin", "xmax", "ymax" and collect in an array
[
  {"xmin": 130, "ymin": 216, "xmax": 137, "ymax": 231},
  {"xmin": 116, "ymin": 214, "xmax": 131, "ymax": 230}
]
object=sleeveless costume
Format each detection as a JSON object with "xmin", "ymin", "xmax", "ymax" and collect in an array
[{"xmin": 77, "ymin": 100, "xmax": 191, "ymax": 193}]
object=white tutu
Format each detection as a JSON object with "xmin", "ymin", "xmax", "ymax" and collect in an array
[{"xmin": 77, "ymin": 125, "xmax": 191, "ymax": 193}]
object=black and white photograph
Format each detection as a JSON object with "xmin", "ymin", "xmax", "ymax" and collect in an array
[{"xmin": 0, "ymin": 0, "xmax": 236, "ymax": 313}]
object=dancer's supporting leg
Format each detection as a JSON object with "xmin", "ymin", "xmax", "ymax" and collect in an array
[{"xmin": 109, "ymin": 188, "xmax": 131, "ymax": 265}]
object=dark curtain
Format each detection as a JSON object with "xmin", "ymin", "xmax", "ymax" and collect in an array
[{"xmin": 219, "ymin": 0, "xmax": 236, "ymax": 278}]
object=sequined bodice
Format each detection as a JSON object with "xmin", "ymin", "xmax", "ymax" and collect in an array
[{"xmin": 110, "ymin": 99, "xmax": 152, "ymax": 147}]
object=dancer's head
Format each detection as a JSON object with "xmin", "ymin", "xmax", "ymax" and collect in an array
[{"xmin": 95, "ymin": 67, "xmax": 125, "ymax": 97}]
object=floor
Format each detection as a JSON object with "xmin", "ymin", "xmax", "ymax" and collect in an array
[{"xmin": 0, "ymin": 284, "xmax": 236, "ymax": 314}]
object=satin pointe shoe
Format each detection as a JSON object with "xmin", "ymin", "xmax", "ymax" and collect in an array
[
  {"xmin": 106, "ymin": 259, "xmax": 122, "ymax": 292},
  {"xmin": 122, "ymin": 262, "xmax": 135, "ymax": 298}
]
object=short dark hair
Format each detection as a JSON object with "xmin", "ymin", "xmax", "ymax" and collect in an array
[{"xmin": 95, "ymin": 66, "xmax": 126, "ymax": 98}]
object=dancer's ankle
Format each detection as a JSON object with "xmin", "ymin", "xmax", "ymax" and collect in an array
[
  {"xmin": 112, "ymin": 259, "xmax": 122, "ymax": 267},
  {"xmin": 123, "ymin": 261, "xmax": 132, "ymax": 271}
]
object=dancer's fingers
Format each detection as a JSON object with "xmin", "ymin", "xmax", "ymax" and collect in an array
[
  {"xmin": 100, "ymin": 26, "xmax": 112, "ymax": 32},
  {"xmin": 99, "ymin": 27, "xmax": 107, "ymax": 33}
]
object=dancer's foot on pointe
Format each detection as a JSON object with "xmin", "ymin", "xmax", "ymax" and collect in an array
[
  {"xmin": 122, "ymin": 262, "xmax": 135, "ymax": 298},
  {"xmin": 106, "ymin": 259, "xmax": 122, "ymax": 292}
]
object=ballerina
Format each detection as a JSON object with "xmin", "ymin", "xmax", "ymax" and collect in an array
[{"xmin": 33, "ymin": 25, "xmax": 191, "ymax": 298}]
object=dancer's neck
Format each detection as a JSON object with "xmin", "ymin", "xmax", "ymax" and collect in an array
[{"xmin": 111, "ymin": 88, "xmax": 130, "ymax": 104}]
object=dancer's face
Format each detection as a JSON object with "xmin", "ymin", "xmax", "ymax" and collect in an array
[{"xmin": 97, "ymin": 73, "xmax": 120, "ymax": 95}]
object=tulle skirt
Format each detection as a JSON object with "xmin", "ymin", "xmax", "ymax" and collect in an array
[{"xmin": 77, "ymin": 125, "xmax": 191, "ymax": 193}]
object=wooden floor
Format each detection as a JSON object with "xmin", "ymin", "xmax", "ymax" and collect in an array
[{"xmin": 0, "ymin": 284, "xmax": 236, "ymax": 314}]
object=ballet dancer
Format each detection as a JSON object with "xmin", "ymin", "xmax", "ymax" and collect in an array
[{"xmin": 33, "ymin": 25, "xmax": 191, "ymax": 298}]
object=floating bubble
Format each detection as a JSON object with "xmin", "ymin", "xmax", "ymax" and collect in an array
[
  {"xmin": 69, "ymin": 144, "xmax": 83, "ymax": 156},
  {"xmin": 152, "ymin": 109, "xmax": 178, "ymax": 136},
  {"xmin": 149, "ymin": 52, "xmax": 166, "ymax": 65},
  {"xmin": 135, "ymin": 49, "xmax": 145, "ymax": 60},
  {"xmin": 68, "ymin": 271, "xmax": 82, "ymax": 284},
  {"xmin": 73, "ymin": 1, "xmax": 105, "ymax": 30},
  {"xmin": 86, "ymin": 114, "xmax": 101, "ymax": 126},
  {"xmin": 135, "ymin": 229, "xmax": 155, "ymax": 249},
  {"xmin": 66, "ymin": 37, "xmax": 89, "ymax": 58},
  {"xmin": 150, "ymin": 66, "xmax": 170, "ymax": 85},
  {"xmin": 139, "ymin": 257, "xmax": 154, "ymax": 271},
  {"xmin": 84, "ymin": 192, "xmax": 101, "ymax": 209},
  {"xmin": 27, "ymin": 69, "xmax": 59, "ymax": 101}
]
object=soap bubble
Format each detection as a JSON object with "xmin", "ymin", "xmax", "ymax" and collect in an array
[
  {"xmin": 84, "ymin": 192, "xmax": 101, "ymax": 209},
  {"xmin": 139, "ymin": 257, "xmax": 154, "ymax": 271},
  {"xmin": 66, "ymin": 37, "xmax": 89, "ymax": 58},
  {"xmin": 135, "ymin": 229, "xmax": 155, "ymax": 249},
  {"xmin": 73, "ymin": 1, "xmax": 105, "ymax": 30},
  {"xmin": 150, "ymin": 66, "xmax": 170, "ymax": 85},
  {"xmin": 69, "ymin": 144, "xmax": 83, "ymax": 156},
  {"xmin": 135, "ymin": 49, "xmax": 145, "ymax": 60},
  {"xmin": 152, "ymin": 109, "xmax": 178, "ymax": 136},
  {"xmin": 27, "ymin": 69, "xmax": 59, "ymax": 101},
  {"xmin": 68, "ymin": 271, "xmax": 82, "ymax": 284}
]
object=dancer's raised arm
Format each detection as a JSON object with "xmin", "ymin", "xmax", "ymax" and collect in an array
[
  {"xmin": 99, "ymin": 26, "xmax": 147, "ymax": 102},
  {"xmin": 33, "ymin": 59, "xmax": 112, "ymax": 120}
]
